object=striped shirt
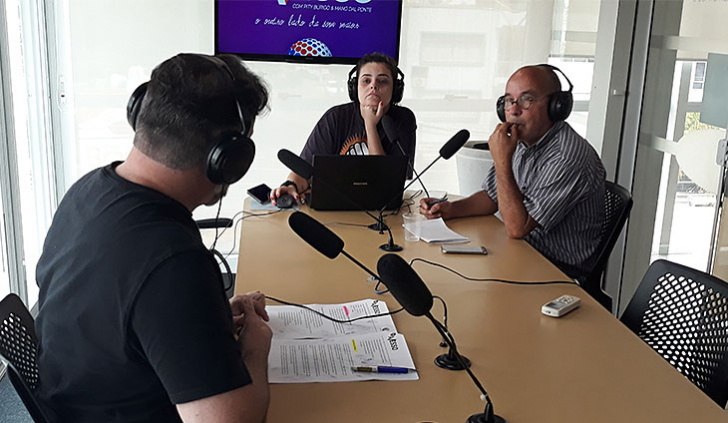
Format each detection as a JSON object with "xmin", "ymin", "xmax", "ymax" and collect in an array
[{"xmin": 483, "ymin": 121, "xmax": 606, "ymax": 278}]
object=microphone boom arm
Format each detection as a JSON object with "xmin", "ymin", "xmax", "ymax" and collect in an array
[
  {"xmin": 426, "ymin": 312, "xmax": 505, "ymax": 423},
  {"xmin": 394, "ymin": 140, "xmax": 430, "ymax": 199},
  {"xmin": 314, "ymin": 176, "xmax": 385, "ymax": 226},
  {"xmin": 278, "ymin": 149, "xmax": 388, "ymax": 232},
  {"xmin": 306, "ymin": 165, "xmax": 401, "ymax": 252},
  {"xmin": 427, "ymin": 313, "xmax": 489, "ymax": 400},
  {"xmin": 372, "ymin": 155, "xmax": 444, "ymax": 234},
  {"xmin": 378, "ymin": 155, "xmax": 443, "ymax": 218},
  {"xmin": 341, "ymin": 250, "xmax": 382, "ymax": 283}
]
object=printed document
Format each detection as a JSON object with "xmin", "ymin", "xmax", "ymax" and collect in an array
[
  {"xmin": 268, "ymin": 332, "xmax": 418, "ymax": 383},
  {"xmin": 266, "ymin": 299, "xmax": 397, "ymax": 339},
  {"xmin": 419, "ymin": 218, "xmax": 469, "ymax": 244}
]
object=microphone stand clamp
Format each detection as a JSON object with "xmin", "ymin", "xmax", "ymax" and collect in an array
[
  {"xmin": 467, "ymin": 402, "xmax": 506, "ymax": 423},
  {"xmin": 367, "ymin": 210, "xmax": 389, "ymax": 233},
  {"xmin": 435, "ymin": 349, "xmax": 471, "ymax": 370}
]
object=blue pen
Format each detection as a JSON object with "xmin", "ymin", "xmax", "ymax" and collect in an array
[{"xmin": 351, "ymin": 365, "xmax": 416, "ymax": 374}]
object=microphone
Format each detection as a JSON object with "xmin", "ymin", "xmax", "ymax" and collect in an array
[
  {"xmin": 288, "ymin": 211, "xmax": 386, "ymax": 290},
  {"xmin": 277, "ymin": 149, "xmax": 313, "ymax": 180},
  {"xmin": 381, "ymin": 116, "xmax": 430, "ymax": 198},
  {"xmin": 279, "ymin": 149, "xmax": 402, "ymax": 252},
  {"xmin": 376, "ymin": 253, "xmax": 433, "ymax": 316},
  {"xmin": 288, "ymin": 211, "xmax": 343, "ymax": 259},
  {"xmin": 377, "ymin": 253, "xmax": 467, "ymax": 369},
  {"xmin": 439, "ymin": 129, "xmax": 470, "ymax": 160},
  {"xmin": 377, "ymin": 254, "xmax": 506, "ymax": 423}
]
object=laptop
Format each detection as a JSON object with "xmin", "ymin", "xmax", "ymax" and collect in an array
[{"xmin": 309, "ymin": 155, "xmax": 409, "ymax": 211}]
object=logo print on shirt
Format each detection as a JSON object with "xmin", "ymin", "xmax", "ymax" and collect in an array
[{"xmin": 340, "ymin": 134, "xmax": 369, "ymax": 156}]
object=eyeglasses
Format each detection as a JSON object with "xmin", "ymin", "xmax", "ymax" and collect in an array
[{"xmin": 502, "ymin": 95, "xmax": 549, "ymax": 110}]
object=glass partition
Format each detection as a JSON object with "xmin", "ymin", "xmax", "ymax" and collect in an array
[
  {"xmin": 621, "ymin": 0, "xmax": 728, "ymax": 312},
  {"xmin": 45, "ymin": 0, "xmax": 612, "ymax": 267}
]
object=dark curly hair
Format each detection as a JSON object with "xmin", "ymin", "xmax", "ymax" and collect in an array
[{"xmin": 354, "ymin": 52, "xmax": 399, "ymax": 82}]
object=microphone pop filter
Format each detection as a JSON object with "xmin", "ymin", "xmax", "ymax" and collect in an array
[
  {"xmin": 377, "ymin": 254, "xmax": 433, "ymax": 316},
  {"xmin": 288, "ymin": 212, "xmax": 344, "ymax": 259},
  {"xmin": 278, "ymin": 149, "xmax": 313, "ymax": 180},
  {"xmin": 439, "ymin": 129, "xmax": 470, "ymax": 160}
]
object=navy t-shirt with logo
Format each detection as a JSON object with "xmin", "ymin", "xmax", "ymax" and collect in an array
[{"xmin": 300, "ymin": 102, "xmax": 417, "ymax": 179}]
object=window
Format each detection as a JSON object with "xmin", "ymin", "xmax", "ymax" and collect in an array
[
  {"xmin": 693, "ymin": 61, "xmax": 706, "ymax": 89},
  {"xmin": 0, "ymin": 0, "xmax": 58, "ymax": 306},
  {"xmin": 3, "ymin": 0, "xmax": 613, "ymax": 286}
]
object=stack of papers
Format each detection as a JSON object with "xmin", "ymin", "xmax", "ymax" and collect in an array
[
  {"xmin": 419, "ymin": 218, "xmax": 469, "ymax": 244},
  {"xmin": 265, "ymin": 299, "xmax": 418, "ymax": 383}
]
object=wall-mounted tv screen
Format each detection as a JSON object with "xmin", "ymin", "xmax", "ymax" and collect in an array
[{"xmin": 215, "ymin": 0, "xmax": 403, "ymax": 65}]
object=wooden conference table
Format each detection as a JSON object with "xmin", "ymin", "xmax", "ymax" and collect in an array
[{"xmin": 235, "ymin": 201, "xmax": 727, "ymax": 422}]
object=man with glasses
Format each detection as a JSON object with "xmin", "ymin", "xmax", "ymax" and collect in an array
[{"xmin": 420, "ymin": 65, "xmax": 606, "ymax": 279}]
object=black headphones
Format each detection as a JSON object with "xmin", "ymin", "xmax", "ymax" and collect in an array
[
  {"xmin": 347, "ymin": 64, "xmax": 405, "ymax": 105},
  {"xmin": 126, "ymin": 55, "xmax": 255, "ymax": 186},
  {"xmin": 496, "ymin": 64, "xmax": 574, "ymax": 123}
]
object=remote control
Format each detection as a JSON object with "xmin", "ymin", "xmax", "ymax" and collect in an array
[{"xmin": 541, "ymin": 295, "xmax": 581, "ymax": 317}]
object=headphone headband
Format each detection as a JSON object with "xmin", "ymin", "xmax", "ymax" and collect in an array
[
  {"xmin": 538, "ymin": 63, "xmax": 574, "ymax": 93},
  {"xmin": 203, "ymin": 56, "xmax": 250, "ymax": 135},
  {"xmin": 496, "ymin": 64, "xmax": 574, "ymax": 123},
  {"xmin": 126, "ymin": 54, "xmax": 256, "ymax": 185}
]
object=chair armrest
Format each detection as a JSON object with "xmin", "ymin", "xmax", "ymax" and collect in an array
[{"xmin": 196, "ymin": 218, "xmax": 233, "ymax": 229}]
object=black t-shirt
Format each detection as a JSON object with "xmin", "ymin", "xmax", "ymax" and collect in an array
[
  {"xmin": 300, "ymin": 102, "xmax": 417, "ymax": 179},
  {"xmin": 35, "ymin": 163, "xmax": 251, "ymax": 423}
]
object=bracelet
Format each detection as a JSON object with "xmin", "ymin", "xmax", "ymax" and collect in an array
[{"xmin": 280, "ymin": 180, "xmax": 299, "ymax": 193}]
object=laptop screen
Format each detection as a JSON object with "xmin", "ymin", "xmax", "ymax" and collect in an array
[{"xmin": 310, "ymin": 155, "xmax": 408, "ymax": 211}]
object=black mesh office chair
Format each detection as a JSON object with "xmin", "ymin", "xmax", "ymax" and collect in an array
[
  {"xmin": 0, "ymin": 293, "xmax": 54, "ymax": 422},
  {"xmin": 579, "ymin": 181, "xmax": 633, "ymax": 311},
  {"xmin": 620, "ymin": 260, "xmax": 728, "ymax": 407}
]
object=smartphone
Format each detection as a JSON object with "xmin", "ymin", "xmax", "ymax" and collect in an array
[
  {"xmin": 247, "ymin": 183, "xmax": 272, "ymax": 204},
  {"xmin": 441, "ymin": 245, "xmax": 488, "ymax": 255}
]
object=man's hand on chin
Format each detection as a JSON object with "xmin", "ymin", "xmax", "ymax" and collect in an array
[{"xmin": 488, "ymin": 122, "xmax": 519, "ymax": 166}]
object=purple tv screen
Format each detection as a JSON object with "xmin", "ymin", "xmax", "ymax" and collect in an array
[{"xmin": 216, "ymin": 0, "xmax": 402, "ymax": 64}]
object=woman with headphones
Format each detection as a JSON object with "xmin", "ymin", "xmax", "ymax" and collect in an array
[{"xmin": 271, "ymin": 52, "xmax": 417, "ymax": 205}]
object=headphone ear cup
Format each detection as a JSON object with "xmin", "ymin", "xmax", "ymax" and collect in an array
[
  {"xmin": 347, "ymin": 76, "xmax": 357, "ymax": 102},
  {"xmin": 127, "ymin": 82, "xmax": 149, "ymax": 130},
  {"xmin": 547, "ymin": 91, "xmax": 573, "ymax": 122},
  {"xmin": 496, "ymin": 96, "xmax": 506, "ymax": 123},
  {"xmin": 391, "ymin": 78, "xmax": 404, "ymax": 104},
  {"xmin": 347, "ymin": 66, "xmax": 358, "ymax": 102},
  {"xmin": 206, "ymin": 134, "xmax": 256, "ymax": 185},
  {"xmin": 391, "ymin": 68, "xmax": 405, "ymax": 104}
]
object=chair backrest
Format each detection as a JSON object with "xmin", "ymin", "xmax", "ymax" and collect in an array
[
  {"xmin": 581, "ymin": 181, "xmax": 633, "ymax": 310},
  {"xmin": 0, "ymin": 293, "xmax": 53, "ymax": 422},
  {"xmin": 620, "ymin": 260, "xmax": 728, "ymax": 406}
]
